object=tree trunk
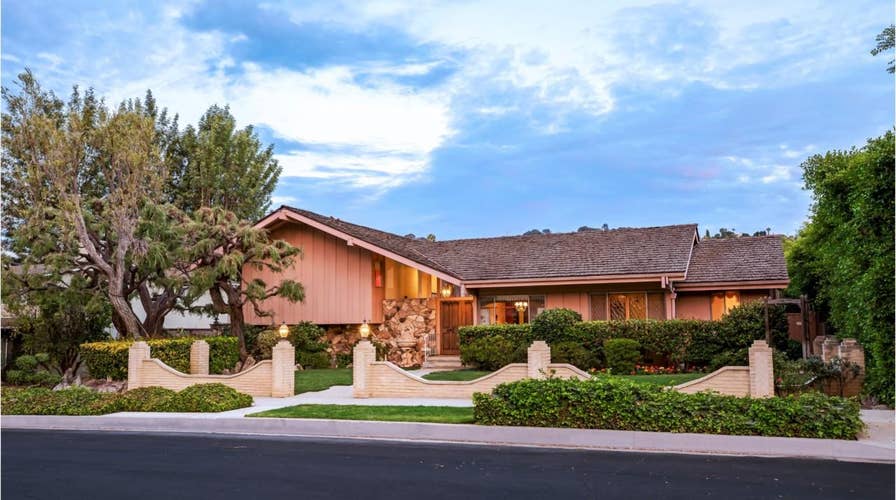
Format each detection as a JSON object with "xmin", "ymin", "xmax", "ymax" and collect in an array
[
  {"xmin": 219, "ymin": 283, "xmax": 249, "ymax": 365},
  {"xmin": 109, "ymin": 293, "xmax": 143, "ymax": 339}
]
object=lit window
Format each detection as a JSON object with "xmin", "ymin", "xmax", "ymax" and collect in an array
[
  {"xmin": 592, "ymin": 293, "xmax": 664, "ymax": 320},
  {"xmin": 711, "ymin": 291, "xmax": 740, "ymax": 320},
  {"xmin": 478, "ymin": 295, "xmax": 545, "ymax": 325}
]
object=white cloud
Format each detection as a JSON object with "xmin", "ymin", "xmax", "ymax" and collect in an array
[{"xmin": 270, "ymin": 195, "xmax": 299, "ymax": 206}]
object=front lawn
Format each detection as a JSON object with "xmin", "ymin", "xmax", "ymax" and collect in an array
[
  {"xmin": 294, "ymin": 368, "xmax": 352, "ymax": 395},
  {"xmin": 249, "ymin": 404, "xmax": 475, "ymax": 423},
  {"xmin": 422, "ymin": 370, "xmax": 493, "ymax": 381}
]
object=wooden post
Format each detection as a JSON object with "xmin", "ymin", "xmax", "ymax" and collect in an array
[{"xmin": 800, "ymin": 295, "xmax": 809, "ymax": 359}]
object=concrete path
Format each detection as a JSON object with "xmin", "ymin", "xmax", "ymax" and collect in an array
[{"xmin": 3, "ymin": 411, "xmax": 893, "ymax": 463}]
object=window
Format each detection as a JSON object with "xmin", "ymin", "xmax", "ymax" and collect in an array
[
  {"xmin": 711, "ymin": 291, "xmax": 740, "ymax": 320},
  {"xmin": 478, "ymin": 295, "xmax": 546, "ymax": 325},
  {"xmin": 591, "ymin": 292, "xmax": 665, "ymax": 320}
]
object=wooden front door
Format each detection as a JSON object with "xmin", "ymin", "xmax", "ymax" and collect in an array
[{"xmin": 439, "ymin": 299, "xmax": 472, "ymax": 355}]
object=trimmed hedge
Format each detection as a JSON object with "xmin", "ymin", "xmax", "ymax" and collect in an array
[
  {"xmin": 473, "ymin": 377, "xmax": 863, "ymax": 439},
  {"xmin": 80, "ymin": 337, "xmax": 240, "ymax": 380},
  {"xmin": 1, "ymin": 383, "xmax": 253, "ymax": 415},
  {"xmin": 459, "ymin": 302, "xmax": 792, "ymax": 370},
  {"xmin": 604, "ymin": 338, "xmax": 641, "ymax": 374}
]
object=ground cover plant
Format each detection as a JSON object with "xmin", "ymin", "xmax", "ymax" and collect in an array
[
  {"xmin": 1, "ymin": 383, "xmax": 253, "ymax": 415},
  {"xmin": 473, "ymin": 377, "xmax": 863, "ymax": 439},
  {"xmin": 249, "ymin": 404, "xmax": 475, "ymax": 424},
  {"xmin": 421, "ymin": 370, "xmax": 493, "ymax": 381}
]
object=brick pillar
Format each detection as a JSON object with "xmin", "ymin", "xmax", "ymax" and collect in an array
[
  {"xmin": 353, "ymin": 340, "xmax": 376, "ymax": 398},
  {"xmin": 527, "ymin": 340, "xmax": 551, "ymax": 379},
  {"xmin": 812, "ymin": 335, "xmax": 829, "ymax": 357},
  {"xmin": 190, "ymin": 340, "xmax": 210, "ymax": 375},
  {"xmin": 127, "ymin": 341, "xmax": 151, "ymax": 390},
  {"xmin": 837, "ymin": 338, "xmax": 865, "ymax": 397},
  {"xmin": 822, "ymin": 337, "xmax": 840, "ymax": 363},
  {"xmin": 271, "ymin": 339, "xmax": 295, "ymax": 397},
  {"xmin": 748, "ymin": 340, "xmax": 774, "ymax": 398}
]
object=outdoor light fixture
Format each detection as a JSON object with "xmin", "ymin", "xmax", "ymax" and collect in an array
[
  {"xmin": 514, "ymin": 301, "xmax": 529, "ymax": 325},
  {"xmin": 278, "ymin": 322, "xmax": 289, "ymax": 339},
  {"xmin": 360, "ymin": 320, "xmax": 371, "ymax": 339},
  {"xmin": 440, "ymin": 284, "xmax": 453, "ymax": 298}
]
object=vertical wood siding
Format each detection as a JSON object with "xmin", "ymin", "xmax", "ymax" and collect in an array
[
  {"xmin": 243, "ymin": 224, "xmax": 374, "ymax": 325},
  {"xmin": 545, "ymin": 292, "xmax": 591, "ymax": 320}
]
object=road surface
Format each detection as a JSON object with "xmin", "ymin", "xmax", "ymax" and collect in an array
[{"xmin": 2, "ymin": 430, "xmax": 891, "ymax": 499}]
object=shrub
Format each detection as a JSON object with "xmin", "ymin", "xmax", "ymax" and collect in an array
[
  {"xmin": 604, "ymin": 338, "xmax": 641, "ymax": 374},
  {"xmin": 460, "ymin": 336, "xmax": 527, "ymax": 371},
  {"xmin": 5, "ymin": 353, "xmax": 62, "ymax": 387},
  {"xmin": 117, "ymin": 387, "xmax": 178, "ymax": 412},
  {"xmin": 473, "ymin": 377, "xmax": 863, "ymax": 439},
  {"xmin": 1, "ymin": 387, "xmax": 121, "ymax": 415},
  {"xmin": 80, "ymin": 337, "xmax": 240, "ymax": 380},
  {"xmin": 550, "ymin": 341, "xmax": 600, "ymax": 369},
  {"xmin": 254, "ymin": 329, "xmax": 280, "ymax": 359},
  {"xmin": 531, "ymin": 308, "xmax": 581, "ymax": 340},
  {"xmin": 170, "ymin": 383, "xmax": 253, "ymax": 412},
  {"xmin": 297, "ymin": 351, "xmax": 330, "ymax": 369},
  {"xmin": 458, "ymin": 324, "xmax": 532, "ymax": 345},
  {"xmin": 707, "ymin": 348, "xmax": 748, "ymax": 371}
]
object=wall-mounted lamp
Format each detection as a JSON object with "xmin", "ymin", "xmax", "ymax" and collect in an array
[{"xmin": 440, "ymin": 284, "xmax": 453, "ymax": 298}]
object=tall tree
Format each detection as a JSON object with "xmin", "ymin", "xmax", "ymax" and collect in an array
[
  {"xmin": 186, "ymin": 208, "xmax": 305, "ymax": 363},
  {"xmin": 171, "ymin": 105, "xmax": 280, "ymax": 221},
  {"xmin": 787, "ymin": 132, "xmax": 895, "ymax": 404},
  {"xmin": 871, "ymin": 24, "xmax": 895, "ymax": 73}
]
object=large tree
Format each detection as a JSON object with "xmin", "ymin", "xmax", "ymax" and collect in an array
[
  {"xmin": 871, "ymin": 24, "xmax": 894, "ymax": 73},
  {"xmin": 2, "ymin": 72, "xmax": 169, "ymax": 338},
  {"xmin": 787, "ymin": 132, "xmax": 895, "ymax": 404},
  {"xmin": 186, "ymin": 207, "xmax": 304, "ymax": 363},
  {"xmin": 171, "ymin": 105, "xmax": 280, "ymax": 222}
]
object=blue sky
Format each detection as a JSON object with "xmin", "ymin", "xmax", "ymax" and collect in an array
[{"xmin": 3, "ymin": 0, "xmax": 893, "ymax": 239}]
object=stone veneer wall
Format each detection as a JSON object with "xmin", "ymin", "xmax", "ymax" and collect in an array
[
  {"xmin": 376, "ymin": 298, "xmax": 436, "ymax": 367},
  {"xmin": 321, "ymin": 298, "xmax": 436, "ymax": 368}
]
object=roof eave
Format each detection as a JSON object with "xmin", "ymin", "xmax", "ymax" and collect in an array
[
  {"xmin": 674, "ymin": 279, "xmax": 790, "ymax": 291},
  {"xmin": 463, "ymin": 272, "xmax": 687, "ymax": 288}
]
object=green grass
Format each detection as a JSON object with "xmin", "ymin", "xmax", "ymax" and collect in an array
[
  {"xmin": 248, "ymin": 404, "xmax": 475, "ymax": 424},
  {"xmin": 421, "ymin": 369, "xmax": 493, "ymax": 381},
  {"xmin": 602, "ymin": 372, "xmax": 706, "ymax": 386},
  {"xmin": 294, "ymin": 368, "xmax": 352, "ymax": 395}
]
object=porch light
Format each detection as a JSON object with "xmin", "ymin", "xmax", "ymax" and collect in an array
[
  {"xmin": 278, "ymin": 322, "xmax": 290, "ymax": 339},
  {"xmin": 440, "ymin": 284, "xmax": 453, "ymax": 298},
  {"xmin": 360, "ymin": 320, "xmax": 371, "ymax": 339}
]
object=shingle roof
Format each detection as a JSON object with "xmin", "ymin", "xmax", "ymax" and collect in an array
[
  {"xmin": 281, "ymin": 206, "xmax": 455, "ymax": 277},
  {"xmin": 428, "ymin": 225, "xmax": 698, "ymax": 281},
  {"xmin": 275, "ymin": 206, "xmax": 787, "ymax": 284},
  {"xmin": 682, "ymin": 236, "xmax": 789, "ymax": 283}
]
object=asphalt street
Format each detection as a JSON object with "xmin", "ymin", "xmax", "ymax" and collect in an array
[{"xmin": 2, "ymin": 429, "xmax": 892, "ymax": 499}]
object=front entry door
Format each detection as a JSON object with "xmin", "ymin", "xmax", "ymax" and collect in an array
[{"xmin": 439, "ymin": 299, "xmax": 472, "ymax": 355}]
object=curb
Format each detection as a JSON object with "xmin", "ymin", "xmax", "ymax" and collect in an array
[{"xmin": 3, "ymin": 415, "xmax": 893, "ymax": 463}]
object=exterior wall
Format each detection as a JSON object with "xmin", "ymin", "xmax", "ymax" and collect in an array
[
  {"xmin": 352, "ymin": 340, "xmax": 590, "ymax": 399},
  {"xmin": 127, "ymin": 340, "xmax": 295, "ymax": 397},
  {"xmin": 675, "ymin": 367, "xmax": 750, "ymax": 396},
  {"xmin": 243, "ymin": 223, "xmax": 375, "ymax": 325},
  {"xmin": 675, "ymin": 293, "xmax": 711, "ymax": 320},
  {"xmin": 375, "ymin": 298, "xmax": 437, "ymax": 367},
  {"xmin": 473, "ymin": 282, "xmax": 667, "ymax": 322}
]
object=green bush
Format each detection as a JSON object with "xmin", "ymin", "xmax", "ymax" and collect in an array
[
  {"xmin": 460, "ymin": 336, "xmax": 527, "ymax": 371},
  {"xmin": 170, "ymin": 383, "xmax": 253, "ymax": 412},
  {"xmin": 550, "ymin": 341, "xmax": 600, "ymax": 369},
  {"xmin": 473, "ymin": 377, "xmax": 863, "ymax": 439},
  {"xmin": 1, "ymin": 387, "xmax": 121, "ymax": 415},
  {"xmin": 604, "ymin": 338, "xmax": 641, "ymax": 374},
  {"xmin": 117, "ymin": 387, "xmax": 179, "ymax": 412},
  {"xmin": 531, "ymin": 308, "xmax": 581, "ymax": 340},
  {"xmin": 254, "ymin": 329, "xmax": 281, "ymax": 359},
  {"xmin": 80, "ymin": 337, "xmax": 240, "ymax": 380},
  {"xmin": 297, "ymin": 351, "xmax": 330, "ymax": 369},
  {"xmin": 458, "ymin": 324, "xmax": 532, "ymax": 344},
  {"xmin": 5, "ymin": 354, "xmax": 62, "ymax": 387},
  {"xmin": 707, "ymin": 348, "xmax": 748, "ymax": 371}
]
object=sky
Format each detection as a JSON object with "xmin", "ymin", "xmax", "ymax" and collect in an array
[{"xmin": 2, "ymin": 0, "xmax": 893, "ymax": 239}]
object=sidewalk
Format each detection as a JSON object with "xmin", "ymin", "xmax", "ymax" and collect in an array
[{"xmin": 3, "ymin": 409, "xmax": 893, "ymax": 464}]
